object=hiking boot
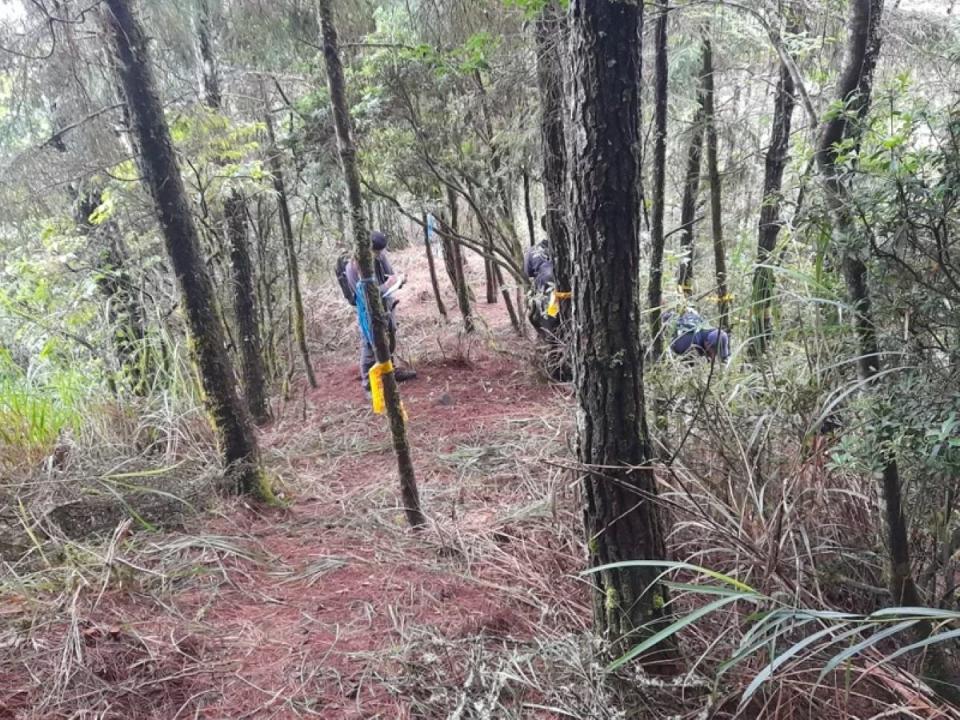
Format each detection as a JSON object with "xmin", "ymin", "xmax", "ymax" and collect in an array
[{"xmin": 394, "ymin": 368, "xmax": 417, "ymax": 383}]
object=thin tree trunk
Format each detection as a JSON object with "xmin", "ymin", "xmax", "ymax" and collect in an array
[
  {"xmin": 485, "ymin": 243, "xmax": 498, "ymax": 303},
  {"xmin": 750, "ymin": 12, "xmax": 799, "ymax": 358},
  {"xmin": 702, "ymin": 33, "xmax": 729, "ymax": 330},
  {"xmin": 446, "ymin": 186, "xmax": 474, "ymax": 332},
  {"xmin": 423, "ymin": 211, "xmax": 447, "ymax": 319},
  {"xmin": 522, "ymin": 166, "xmax": 536, "ymax": 247},
  {"xmin": 196, "ymin": 0, "xmax": 270, "ymax": 423},
  {"xmin": 535, "ymin": 0, "xmax": 572, "ymax": 292},
  {"xmin": 440, "ymin": 221, "xmax": 460, "ymax": 291},
  {"xmin": 319, "ymin": 0, "xmax": 425, "ymax": 530},
  {"xmin": 101, "ymin": 0, "xmax": 271, "ymax": 500},
  {"xmin": 535, "ymin": 0, "xmax": 572, "ymax": 378},
  {"xmin": 568, "ymin": 0, "xmax": 673, "ymax": 662},
  {"xmin": 261, "ymin": 83, "xmax": 317, "ymax": 389},
  {"xmin": 226, "ymin": 193, "xmax": 271, "ymax": 424},
  {"xmin": 494, "ymin": 262, "xmax": 521, "ymax": 334},
  {"xmin": 816, "ymin": 0, "xmax": 921, "ymax": 612},
  {"xmin": 647, "ymin": 0, "xmax": 669, "ymax": 361},
  {"xmin": 677, "ymin": 54, "xmax": 707, "ymax": 298}
]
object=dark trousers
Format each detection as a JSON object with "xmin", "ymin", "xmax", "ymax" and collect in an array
[{"xmin": 670, "ymin": 328, "xmax": 730, "ymax": 361}]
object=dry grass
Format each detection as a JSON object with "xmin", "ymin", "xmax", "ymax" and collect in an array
[{"xmin": 2, "ymin": 259, "xmax": 959, "ymax": 718}]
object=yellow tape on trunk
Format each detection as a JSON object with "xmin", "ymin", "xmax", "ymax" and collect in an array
[
  {"xmin": 546, "ymin": 290, "xmax": 572, "ymax": 318},
  {"xmin": 368, "ymin": 359, "xmax": 394, "ymax": 414}
]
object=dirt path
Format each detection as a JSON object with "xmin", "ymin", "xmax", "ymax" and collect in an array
[{"xmin": 2, "ymin": 250, "xmax": 589, "ymax": 719}]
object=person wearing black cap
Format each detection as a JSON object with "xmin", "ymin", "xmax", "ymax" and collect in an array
[{"xmin": 344, "ymin": 230, "xmax": 417, "ymax": 392}]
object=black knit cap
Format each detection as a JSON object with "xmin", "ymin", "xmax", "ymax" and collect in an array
[{"xmin": 370, "ymin": 230, "xmax": 388, "ymax": 251}]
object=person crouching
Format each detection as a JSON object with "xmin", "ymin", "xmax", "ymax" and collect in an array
[{"xmin": 661, "ymin": 306, "xmax": 730, "ymax": 363}]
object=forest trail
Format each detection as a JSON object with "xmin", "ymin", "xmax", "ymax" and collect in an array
[{"xmin": 3, "ymin": 249, "xmax": 588, "ymax": 720}]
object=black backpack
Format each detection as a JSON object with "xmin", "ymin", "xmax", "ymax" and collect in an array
[{"xmin": 335, "ymin": 254, "xmax": 355, "ymax": 306}]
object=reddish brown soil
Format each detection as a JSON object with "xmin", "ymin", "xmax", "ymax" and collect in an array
[{"xmin": 1, "ymin": 249, "xmax": 586, "ymax": 719}]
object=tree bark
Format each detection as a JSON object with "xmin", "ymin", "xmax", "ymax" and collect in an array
[
  {"xmin": 261, "ymin": 84, "xmax": 317, "ymax": 389},
  {"xmin": 647, "ymin": 0, "xmax": 669, "ymax": 361},
  {"xmin": 226, "ymin": 193, "xmax": 271, "ymax": 424},
  {"xmin": 702, "ymin": 33, "xmax": 729, "ymax": 330},
  {"xmin": 816, "ymin": 0, "xmax": 917, "ymax": 608},
  {"xmin": 494, "ymin": 262, "xmax": 521, "ymax": 334},
  {"xmin": 423, "ymin": 211, "xmax": 447, "ymax": 319},
  {"xmin": 319, "ymin": 0, "xmax": 425, "ymax": 529},
  {"xmin": 567, "ymin": 0, "xmax": 673, "ymax": 660},
  {"xmin": 484, "ymin": 243, "xmax": 498, "ymax": 303},
  {"xmin": 522, "ymin": 167, "xmax": 536, "ymax": 248},
  {"xmin": 677, "ymin": 53, "xmax": 706, "ymax": 298},
  {"xmin": 535, "ymin": 0, "xmax": 571, "ymax": 293},
  {"xmin": 535, "ymin": 0, "xmax": 572, "ymax": 375},
  {"xmin": 101, "ymin": 0, "xmax": 271, "ymax": 500},
  {"xmin": 749, "ymin": 13, "xmax": 799, "ymax": 358},
  {"xmin": 196, "ymin": 0, "xmax": 270, "ymax": 424},
  {"xmin": 446, "ymin": 186, "xmax": 474, "ymax": 332}
]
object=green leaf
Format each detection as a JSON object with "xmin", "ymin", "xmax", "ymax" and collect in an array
[
  {"xmin": 608, "ymin": 593, "xmax": 755, "ymax": 672},
  {"xmin": 818, "ymin": 619, "xmax": 918, "ymax": 682},
  {"xmin": 583, "ymin": 559, "xmax": 758, "ymax": 595},
  {"xmin": 741, "ymin": 622, "xmax": 853, "ymax": 707}
]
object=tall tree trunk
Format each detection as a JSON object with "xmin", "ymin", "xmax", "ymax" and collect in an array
[
  {"xmin": 816, "ymin": 0, "xmax": 917, "ymax": 607},
  {"xmin": 535, "ymin": 0, "xmax": 571, "ymax": 292},
  {"xmin": 702, "ymin": 33, "xmax": 729, "ymax": 330},
  {"xmin": 647, "ymin": 0, "xmax": 669, "ymax": 361},
  {"xmin": 677, "ymin": 55, "xmax": 707, "ymax": 298},
  {"xmin": 261, "ymin": 84, "xmax": 317, "ymax": 389},
  {"xmin": 535, "ymin": 0, "xmax": 572, "ymax": 378},
  {"xmin": 423, "ymin": 211, "xmax": 447, "ymax": 319},
  {"xmin": 522, "ymin": 166, "xmax": 537, "ymax": 247},
  {"xmin": 226, "ymin": 193, "xmax": 271, "ymax": 424},
  {"xmin": 101, "ymin": 0, "xmax": 271, "ymax": 500},
  {"xmin": 446, "ymin": 186, "xmax": 474, "ymax": 332},
  {"xmin": 196, "ymin": 0, "xmax": 270, "ymax": 423},
  {"xmin": 749, "ymin": 14, "xmax": 799, "ymax": 358},
  {"xmin": 484, "ymin": 244, "xmax": 498, "ymax": 303},
  {"xmin": 319, "ymin": 0, "xmax": 425, "ymax": 530},
  {"xmin": 568, "ymin": 0, "xmax": 673, "ymax": 659}
]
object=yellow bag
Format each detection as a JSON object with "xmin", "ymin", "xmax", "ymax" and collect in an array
[{"xmin": 546, "ymin": 290, "xmax": 572, "ymax": 318}]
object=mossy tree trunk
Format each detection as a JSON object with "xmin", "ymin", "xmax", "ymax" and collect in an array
[
  {"xmin": 102, "ymin": 0, "xmax": 271, "ymax": 500},
  {"xmin": 196, "ymin": 0, "xmax": 270, "ymax": 424},
  {"xmin": 225, "ymin": 193, "xmax": 271, "ymax": 423},
  {"xmin": 567, "ymin": 0, "xmax": 673, "ymax": 660},
  {"xmin": 319, "ymin": 0, "xmax": 425, "ymax": 529}
]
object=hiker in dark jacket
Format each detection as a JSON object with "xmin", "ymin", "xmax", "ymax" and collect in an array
[
  {"xmin": 344, "ymin": 230, "xmax": 416, "ymax": 391},
  {"xmin": 524, "ymin": 238, "xmax": 558, "ymax": 335},
  {"xmin": 661, "ymin": 307, "xmax": 730, "ymax": 363}
]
